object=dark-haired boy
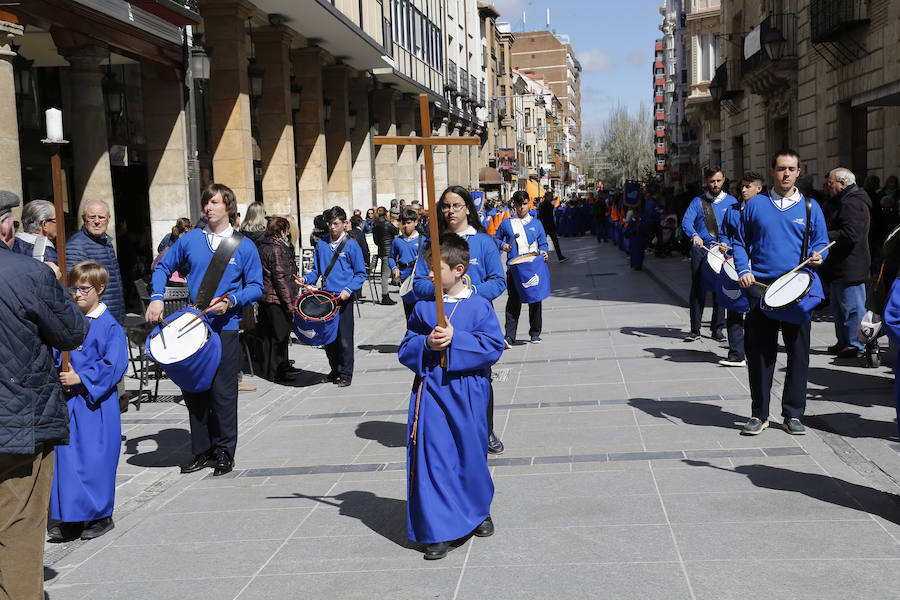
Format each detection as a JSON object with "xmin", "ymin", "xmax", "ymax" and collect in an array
[
  {"xmin": 304, "ymin": 206, "xmax": 367, "ymax": 387},
  {"xmin": 390, "ymin": 208, "xmax": 422, "ymax": 320},
  {"xmin": 399, "ymin": 233, "xmax": 504, "ymax": 560}
]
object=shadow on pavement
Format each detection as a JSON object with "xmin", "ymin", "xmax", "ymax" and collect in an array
[
  {"xmin": 356, "ymin": 421, "xmax": 407, "ymax": 448},
  {"xmin": 123, "ymin": 428, "xmax": 191, "ymax": 467},
  {"xmin": 807, "ymin": 367, "xmax": 893, "ymax": 407},
  {"xmin": 805, "ymin": 412, "xmax": 898, "ymax": 442},
  {"xmin": 629, "ymin": 398, "xmax": 745, "ymax": 429},
  {"xmin": 684, "ymin": 460, "xmax": 900, "ymax": 526},
  {"xmin": 268, "ymin": 491, "xmax": 417, "ymax": 549},
  {"xmin": 620, "ymin": 326, "xmax": 687, "ymax": 339},
  {"xmin": 643, "ymin": 347, "xmax": 721, "ymax": 363},
  {"xmin": 358, "ymin": 344, "xmax": 401, "ymax": 354}
]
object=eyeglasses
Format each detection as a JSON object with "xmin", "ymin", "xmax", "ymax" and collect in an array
[
  {"xmin": 441, "ymin": 203, "xmax": 467, "ymax": 213},
  {"xmin": 43, "ymin": 218, "xmax": 56, "ymax": 223},
  {"xmin": 328, "ymin": 220, "xmax": 344, "ymax": 228},
  {"xmin": 85, "ymin": 215, "xmax": 109, "ymax": 222},
  {"xmin": 68, "ymin": 285, "xmax": 95, "ymax": 296}
]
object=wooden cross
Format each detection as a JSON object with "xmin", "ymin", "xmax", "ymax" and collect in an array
[{"xmin": 374, "ymin": 93, "xmax": 480, "ymax": 345}]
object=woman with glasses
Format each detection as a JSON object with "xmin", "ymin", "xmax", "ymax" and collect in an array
[
  {"xmin": 48, "ymin": 261, "xmax": 128, "ymax": 543},
  {"xmin": 411, "ymin": 185, "xmax": 507, "ymax": 454}
]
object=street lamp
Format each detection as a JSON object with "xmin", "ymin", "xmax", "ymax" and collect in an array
[
  {"xmin": 102, "ymin": 68, "xmax": 124, "ymax": 116},
  {"xmin": 763, "ymin": 27, "xmax": 787, "ymax": 61},
  {"xmin": 708, "ymin": 76, "xmax": 722, "ymax": 103},
  {"xmin": 190, "ymin": 35, "xmax": 211, "ymax": 81},
  {"xmin": 10, "ymin": 43, "xmax": 33, "ymax": 98},
  {"xmin": 290, "ymin": 79, "xmax": 303, "ymax": 112},
  {"xmin": 246, "ymin": 17, "xmax": 265, "ymax": 99}
]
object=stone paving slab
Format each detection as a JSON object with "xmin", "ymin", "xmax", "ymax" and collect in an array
[{"xmin": 43, "ymin": 237, "xmax": 900, "ymax": 600}]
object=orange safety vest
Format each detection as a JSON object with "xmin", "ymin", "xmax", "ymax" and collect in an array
[{"xmin": 487, "ymin": 208, "xmax": 509, "ymax": 236}]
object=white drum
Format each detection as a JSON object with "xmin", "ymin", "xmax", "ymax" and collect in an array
[
  {"xmin": 705, "ymin": 246, "xmax": 727, "ymax": 274},
  {"xmin": 721, "ymin": 256, "xmax": 739, "ymax": 281},
  {"xmin": 145, "ymin": 308, "xmax": 222, "ymax": 393},
  {"xmin": 763, "ymin": 270, "xmax": 812, "ymax": 309},
  {"xmin": 148, "ymin": 311, "xmax": 210, "ymax": 364}
]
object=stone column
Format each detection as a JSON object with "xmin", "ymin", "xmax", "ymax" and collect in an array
[
  {"xmin": 62, "ymin": 45, "xmax": 116, "ymax": 242},
  {"xmin": 372, "ymin": 87, "xmax": 398, "ymax": 207},
  {"xmin": 395, "ymin": 95, "xmax": 417, "ymax": 204},
  {"xmin": 0, "ymin": 20, "xmax": 22, "ymax": 206},
  {"xmin": 255, "ymin": 24, "xmax": 298, "ymax": 221},
  {"xmin": 446, "ymin": 120, "xmax": 462, "ymax": 187},
  {"xmin": 432, "ymin": 117, "xmax": 450, "ymax": 199},
  {"xmin": 348, "ymin": 73, "xmax": 374, "ymax": 215},
  {"xmin": 323, "ymin": 65, "xmax": 352, "ymax": 209},
  {"xmin": 292, "ymin": 47, "xmax": 328, "ymax": 242},
  {"xmin": 197, "ymin": 0, "xmax": 255, "ymax": 208},
  {"xmin": 142, "ymin": 65, "xmax": 191, "ymax": 251}
]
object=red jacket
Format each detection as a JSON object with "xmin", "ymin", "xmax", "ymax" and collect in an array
[{"xmin": 259, "ymin": 235, "xmax": 299, "ymax": 309}]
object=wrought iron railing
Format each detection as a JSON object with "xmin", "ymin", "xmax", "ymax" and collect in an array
[
  {"xmin": 741, "ymin": 13, "xmax": 798, "ymax": 75},
  {"xmin": 810, "ymin": 0, "xmax": 869, "ymax": 43}
]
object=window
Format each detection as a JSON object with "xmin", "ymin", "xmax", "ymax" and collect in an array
[
  {"xmin": 537, "ymin": 150, "xmax": 543, "ymax": 165},
  {"xmin": 697, "ymin": 33, "xmax": 718, "ymax": 82},
  {"xmin": 525, "ymin": 108, "xmax": 531, "ymax": 128}
]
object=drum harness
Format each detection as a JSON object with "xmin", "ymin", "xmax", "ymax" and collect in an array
[{"xmin": 193, "ymin": 231, "xmax": 245, "ymax": 311}]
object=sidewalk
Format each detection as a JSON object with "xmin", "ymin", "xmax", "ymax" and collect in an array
[{"xmin": 44, "ymin": 237, "xmax": 900, "ymax": 600}]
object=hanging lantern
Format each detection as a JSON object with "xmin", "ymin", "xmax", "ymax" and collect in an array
[
  {"xmin": 191, "ymin": 35, "xmax": 211, "ymax": 80},
  {"xmin": 290, "ymin": 79, "xmax": 303, "ymax": 111}
]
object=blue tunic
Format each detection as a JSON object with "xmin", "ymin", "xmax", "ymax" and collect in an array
[
  {"xmin": 412, "ymin": 231, "xmax": 506, "ymax": 302},
  {"xmin": 881, "ymin": 278, "xmax": 900, "ymax": 441},
  {"xmin": 399, "ymin": 295, "xmax": 505, "ymax": 543},
  {"xmin": 50, "ymin": 305, "xmax": 128, "ymax": 522}
]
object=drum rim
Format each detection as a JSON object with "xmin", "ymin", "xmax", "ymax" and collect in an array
[
  {"xmin": 706, "ymin": 247, "xmax": 726, "ymax": 274},
  {"xmin": 146, "ymin": 308, "xmax": 211, "ymax": 364},
  {"xmin": 295, "ymin": 290, "xmax": 339, "ymax": 321},
  {"xmin": 509, "ymin": 251, "xmax": 541, "ymax": 265},
  {"xmin": 761, "ymin": 268, "xmax": 814, "ymax": 311},
  {"xmin": 720, "ymin": 257, "xmax": 739, "ymax": 281}
]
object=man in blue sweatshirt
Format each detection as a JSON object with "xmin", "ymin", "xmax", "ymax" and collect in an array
[
  {"xmin": 146, "ymin": 183, "xmax": 263, "ymax": 476},
  {"xmin": 681, "ymin": 167, "xmax": 737, "ymax": 342},
  {"xmin": 733, "ymin": 150, "xmax": 829, "ymax": 436}
]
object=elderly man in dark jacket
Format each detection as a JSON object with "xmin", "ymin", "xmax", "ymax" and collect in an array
[
  {"xmin": 824, "ymin": 168, "xmax": 871, "ymax": 358},
  {"xmin": 66, "ymin": 199, "xmax": 126, "ymax": 324},
  {"xmin": 0, "ymin": 190, "xmax": 88, "ymax": 600}
]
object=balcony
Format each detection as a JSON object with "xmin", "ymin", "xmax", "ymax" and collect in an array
[
  {"xmin": 470, "ymin": 75, "xmax": 478, "ymax": 103},
  {"xmin": 446, "ymin": 60, "xmax": 458, "ymax": 92},
  {"xmin": 656, "ymin": 145, "xmax": 666, "ymax": 155},
  {"xmin": 810, "ymin": 0, "xmax": 869, "ymax": 43},
  {"xmin": 741, "ymin": 13, "xmax": 798, "ymax": 96},
  {"xmin": 479, "ymin": 81, "xmax": 486, "ymax": 107},
  {"xmin": 460, "ymin": 68, "xmax": 469, "ymax": 96},
  {"xmin": 709, "ymin": 60, "xmax": 743, "ymax": 103}
]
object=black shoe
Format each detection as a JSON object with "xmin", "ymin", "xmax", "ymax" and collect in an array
[
  {"xmin": 283, "ymin": 366, "xmax": 303, "ymax": 375},
  {"xmin": 319, "ymin": 372, "xmax": 339, "ymax": 384},
  {"xmin": 488, "ymin": 431, "xmax": 504, "ymax": 455},
  {"xmin": 836, "ymin": 347, "xmax": 860, "ymax": 359},
  {"xmin": 381, "ymin": 296, "xmax": 398, "ymax": 305},
  {"xmin": 47, "ymin": 522, "xmax": 81, "ymax": 543},
  {"xmin": 473, "ymin": 516, "xmax": 494, "ymax": 537},
  {"xmin": 336, "ymin": 377, "xmax": 352, "ymax": 387},
  {"xmin": 80, "ymin": 517, "xmax": 114, "ymax": 540},
  {"xmin": 711, "ymin": 331, "xmax": 726, "ymax": 342},
  {"xmin": 826, "ymin": 344, "xmax": 842, "ymax": 355},
  {"xmin": 683, "ymin": 332, "xmax": 701, "ymax": 342},
  {"xmin": 423, "ymin": 541, "xmax": 450, "ymax": 560},
  {"xmin": 558, "ymin": 257, "xmax": 569, "ymax": 263},
  {"xmin": 181, "ymin": 450, "xmax": 215, "ymax": 474},
  {"xmin": 213, "ymin": 450, "xmax": 234, "ymax": 476}
]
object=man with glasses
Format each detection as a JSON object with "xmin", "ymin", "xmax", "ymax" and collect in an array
[
  {"xmin": 13, "ymin": 199, "xmax": 59, "ymax": 267},
  {"xmin": 66, "ymin": 199, "xmax": 126, "ymax": 325}
]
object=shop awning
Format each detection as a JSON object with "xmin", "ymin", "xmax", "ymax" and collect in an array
[{"xmin": 479, "ymin": 166, "xmax": 502, "ymax": 185}]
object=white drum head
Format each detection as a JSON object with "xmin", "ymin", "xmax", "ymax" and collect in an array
[
  {"xmin": 764, "ymin": 271, "xmax": 812, "ymax": 309},
  {"xmin": 509, "ymin": 253, "xmax": 538, "ymax": 265},
  {"xmin": 148, "ymin": 312, "xmax": 208, "ymax": 364},
  {"xmin": 722, "ymin": 258, "xmax": 739, "ymax": 281},
  {"xmin": 706, "ymin": 246, "xmax": 726, "ymax": 274}
]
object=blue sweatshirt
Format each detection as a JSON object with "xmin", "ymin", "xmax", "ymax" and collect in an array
[
  {"xmin": 304, "ymin": 233, "xmax": 367, "ymax": 296},
  {"xmin": 151, "ymin": 228, "xmax": 263, "ymax": 332},
  {"xmin": 412, "ymin": 230, "xmax": 506, "ymax": 302},
  {"xmin": 681, "ymin": 193, "xmax": 737, "ymax": 244},
  {"xmin": 389, "ymin": 234, "xmax": 422, "ymax": 279},
  {"xmin": 716, "ymin": 200, "xmax": 746, "ymax": 250},
  {"xmin": 494, "ymin": 216, "xmax": 549, "ymax": 263},
  {"xmin": 733, "ymin": 191, "xmax": 830, "ymax": 279}
]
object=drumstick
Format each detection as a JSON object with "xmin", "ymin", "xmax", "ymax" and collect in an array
[
  {"xmin": 783, "ymin": 241, "xmax": 837, "ymax": 277},
  {"xmin": 178, "ymin": 294, "xmax": 229, "ymax": 332}
]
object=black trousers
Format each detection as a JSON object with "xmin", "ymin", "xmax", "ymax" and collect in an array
[
  {"xmin": 726, "ymin": 310, "xmax": 745, "ymax": 362},
  {"xmin": 403, "ymin": 300, "xmax": 415, "ymax": 321},
  {"xmin": 257, "ymin": 302, "xmax": 292, "ymax": 381},
  {"xmin": 689, "ymin": 246, "xmax": 725, "ymax": 334},
  {"xmin": 745, "ymin": 297, "xmax": 810, "ymax": 421},
  {"xmin": 546, "ymin": 229, "xmax": 566, "ymax": 260},
  {"xmin": 324, "ymin": 298, "xmax": 355, "ymax": 380},
  {"xmin": 505, "ymin": 270, "xmax": 542, "ymax": 341},
  {"xmin": 183, "ymin": 330, "xmax": 239, "ymax": 458}
]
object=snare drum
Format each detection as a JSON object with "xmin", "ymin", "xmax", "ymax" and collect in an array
[
  {"xmin": 761, "ymin": 267, "xmax": 824, "ymax": 324},
  {"xmin": 701, "ymin": 246, "xmax": 726, "ymax": 292},
  {"xmin": 293, "ymin": 290, "xmax": 340, "ymax": 346},
  {"xmin": 715, "ymin": 256, "xmax": 749, "ymax": 313},
  {"xmin": 145, "ymin": 308, "xmax": 222, "ymax": 393},
  {"xmin": 508, "ymin": 252, "xmax": 551, "ymax": 303}
]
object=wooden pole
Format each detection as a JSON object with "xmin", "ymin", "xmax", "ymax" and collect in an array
[{"xmin": 47, "ymin": 142, "xmax": 70, "ymax": 370}]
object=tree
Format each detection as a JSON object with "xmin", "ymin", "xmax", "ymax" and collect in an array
[{"xmin": 593, "ymin": 103, "xmax": 654, "ymax": 189}]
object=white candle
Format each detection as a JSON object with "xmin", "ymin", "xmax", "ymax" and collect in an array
[{"xmin": 45, "ymin": 108, "xmax": 63, "ymax": 141}]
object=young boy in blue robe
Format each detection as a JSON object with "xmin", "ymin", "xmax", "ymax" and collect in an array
[
  {"xmin": 390, "ymin": 208, "xmax": 423, "ymax": 320},
  {"xmin": 49, "ymin": 261, "xmax": 128, "ymax": 542},
  {"xmin": 399, "ymin": 233, "xmax": 505, "ymax": 560}
]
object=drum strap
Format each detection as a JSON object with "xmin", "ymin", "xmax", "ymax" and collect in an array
[
  {"xmin": 195, "ymin": 231, "xmax": 244, "ymax": 309},
  {"xmin": 800, "ymin": 196, "xmax": 811, "ymax": 261},
  {"xmin": 700, "ymin": 198, "xmax": 719, "ymax": 239},
  {"xmin": 319, "ymin": 237, "xmax": 349, "ymax": 289}
]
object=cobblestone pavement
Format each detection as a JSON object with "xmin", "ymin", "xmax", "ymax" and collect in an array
[{"xmin": 44, "ymin": 236, "xmax": 900, "ymax": 599}]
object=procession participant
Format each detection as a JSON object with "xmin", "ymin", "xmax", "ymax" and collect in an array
[
  {"xmin": 390, "ymin": 208, "xmax": 423, "ymax": 320},
  {"xmin": 146, "ymin": 183, "xmax": 263, "ymax": 476},
  {"xmin": 400, "ymin": 233, "xmax": 504, "ymax": 560},
  {"xmin": 681, "ymin": 167, "xmax": 737, "ymax": 342},
  {"xmin": 496, "ymin": 190, "xmax": 550, "ymax": 345},
  {"xmin": 412, "ymin": 185, "xmax": 506, "ymax": 454},
  {"xmin": 733, "ymin": 150, "xmax": 829, "ymax": 435},
  {"xmin": 373, "ymin": 206, "xmax": 399, "ymax": 305},
  {"xmin": 49, "ymin": 261, "xmax": 128, "ymax": 542},
  {"xmin": 538, "ymin": 191, "xmax": 568, "ymax": 262},
  {"xmin": 304, "ymin": 205, "xmax": 367, "ymax": 387},
  {"xmin": 715, "ymin": 172, "xmax": 764, "ymax": 367},
  {"xmin": 257, "ymin": 217, "xmax": 299, "ymax": 382}
]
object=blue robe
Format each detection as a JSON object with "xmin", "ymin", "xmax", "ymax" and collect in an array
[
  {"xmin": 51, "ymin": 305, "xmax": 128, "ymax": 522},
  {"xmin": 881, "ymin": 278, "xmax": 900, "ymax": 441},
  {"xmin": 399, "ymin": 295, "xmax": 505, "ymax": 543}
]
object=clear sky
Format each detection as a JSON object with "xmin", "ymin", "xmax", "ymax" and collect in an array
[{"xmin": 489, "ymin": 0, "xmax": 663, "ymax": 136}]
